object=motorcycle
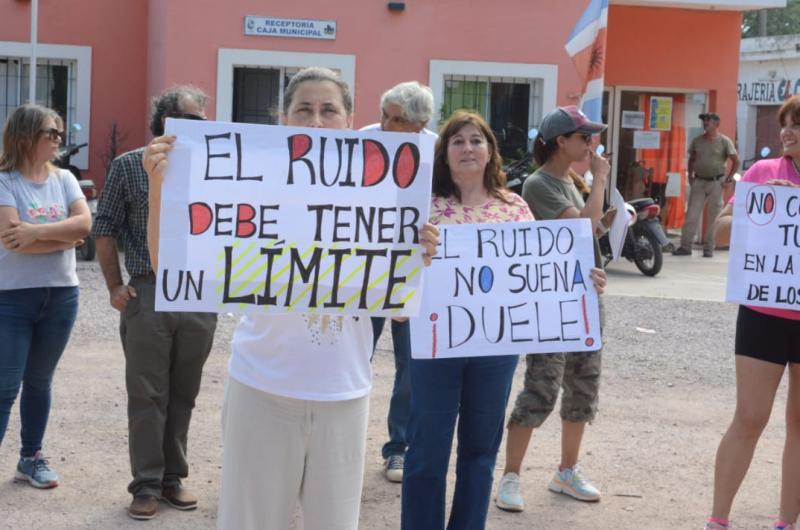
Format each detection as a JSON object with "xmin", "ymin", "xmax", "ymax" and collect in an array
[
  {"xmin": 504, "ymin": 150, "xmax": 532, "ymax": 196},
  {"xmin": 503, "ymin": 128, "xmax": 537, "ymax": 195},
  {"xmin": 599, "ymin": 197, "xmax": 670, "ymax": 276},
  {"xmin": 53, "ymin": 123, "xmax": 97, "ymax": 261}
]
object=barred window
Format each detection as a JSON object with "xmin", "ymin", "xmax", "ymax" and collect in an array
[
  {"xmin": 442, "ymin": 75, "xmax": 542, "ymax": 160},
  {"xmin": 232, "ymin": 65, "xmax": 335, "ymax": 125},
  {"xmin": 0, "ymin": 57, "xmax": 78, "ymax": 142}
]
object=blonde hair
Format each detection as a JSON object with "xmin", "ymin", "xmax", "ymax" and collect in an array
[{"xmin": 0, "ymin": 104, "xmax": 62, "ymax": 173}]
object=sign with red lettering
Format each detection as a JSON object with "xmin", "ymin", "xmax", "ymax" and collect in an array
[
  {"xmin": 155, "ymin": 118, "xmax": 433, "ymax": 316},
  {"xmin": 727, "ymin": 181, "xmax": 800, "ymax": 311},
  {"xmin": 410, "ymin": 220, "xmax": 602, "ymax": 358}
]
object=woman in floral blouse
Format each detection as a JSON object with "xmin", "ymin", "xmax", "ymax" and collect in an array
[{"xmin": 401, "ymin": 111, "xmax": 605, "ymax": 529}]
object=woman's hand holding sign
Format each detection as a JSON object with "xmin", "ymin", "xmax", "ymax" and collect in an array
[
  {"xmin": 590, "ymin": 267, "xmax": 607, "ymax": 295},
  {"xmin": 143, "ymin": 134, "xmax": 176, "ymax": 269},
  {"xmin": 419, "ymin": 222, "xmax": 440, "ymax": 266},
  {"xmin": 143, "ymin": 135, "xmax": 175, "ymax": 187}
]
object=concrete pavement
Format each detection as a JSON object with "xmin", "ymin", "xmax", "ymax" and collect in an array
[{"xmin": 605, "ymin": 247, "xmax": 730, "ymax": 302}]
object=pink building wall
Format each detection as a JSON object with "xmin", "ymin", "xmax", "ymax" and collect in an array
[
  {"xmin": 147, "ymin": 0, "xmax": 587, "ymax": 125},
  {"xmin": 0, "ymin": 0, "xmax": 148, "ymax": 186},
  {"xmin": 1, "ymin": 0, "xmax": 745, "ymax": 189}
]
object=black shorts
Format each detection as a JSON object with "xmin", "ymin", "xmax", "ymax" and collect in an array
[{"xmin": 735, "ymin": 305, "xmax": 800, "ymax": 365}]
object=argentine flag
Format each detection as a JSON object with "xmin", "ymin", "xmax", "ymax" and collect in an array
[{"xmin": 565, "ymin": 0, "xmax": 608, "ymax": 123}]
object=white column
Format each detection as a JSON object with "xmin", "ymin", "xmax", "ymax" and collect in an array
[{"xmin": 28, "ymin": 0, "xmax": 38, "ymax": 104}]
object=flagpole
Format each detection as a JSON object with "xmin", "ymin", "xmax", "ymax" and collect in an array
[{"xmin": 29, "ymin": 0, "xmax": 38, "ymax": 104}]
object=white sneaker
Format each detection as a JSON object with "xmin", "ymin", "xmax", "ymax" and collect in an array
[
  {"xmin": 548, "ymin": 466, "xmax": 601, "ymax": 502},
  {"xmin": 495, "ymin": 472, "xmax": 524, "ymax": 512}
]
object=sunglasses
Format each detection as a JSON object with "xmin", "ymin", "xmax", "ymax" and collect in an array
[
  {"xmin": 40, "ymin": 128, "xmax": 65, "ymax": 143},
  {"xmin": 171, "ymin": 113, "xmax": 207, "ymax": 121},
  {"xmin": 568, "ymin": 132, "xmax": 592, "ymax": 143}
]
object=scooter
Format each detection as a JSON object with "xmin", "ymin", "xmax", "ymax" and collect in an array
[
  {"xmin": 599, "ymin": 197, "xmax": 670, "ymax": 276},
  {"xmin": 53, "ymin": 123, "xmax": 96, "ymax": 260}
]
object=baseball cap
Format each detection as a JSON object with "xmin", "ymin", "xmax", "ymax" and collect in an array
[
  {"xmin": 699, "ymin": 112, "xmax": 720, "ymax": 122},
  {"xmin": 538, "ymin": 105, "xmax": 607, "ymax": 142}
]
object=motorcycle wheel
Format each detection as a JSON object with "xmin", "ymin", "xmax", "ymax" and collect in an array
[
  {"xmin": 77, "ymin": 236, "xmax": 96, "ymax": 261},
  {"xmin": 633, "ymin": 230, "xmax": 663, "ymax": 276}
]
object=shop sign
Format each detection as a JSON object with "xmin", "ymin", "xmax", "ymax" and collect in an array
[
  {"xmin": 649, "ymin": 97, "xmax": 673, "ymax": 131},
  {"xmin": 737, "ymin": 79, "xmax": 800, "ymax": 103},
  {"xmin": 244, "ymin": 16, "xmax": 336, "ymax": 40}
]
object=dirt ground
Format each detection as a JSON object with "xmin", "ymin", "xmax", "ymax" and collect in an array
[{"xmin": 0, "ymin": 263, "xmax": 792, "ymax": 530}]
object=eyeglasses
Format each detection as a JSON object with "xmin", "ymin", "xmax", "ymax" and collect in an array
[
  {"xmin": 40, "ymin": 128, "xmax": 65, "ymax": 143},
  {"xmin": 171, "ymin": 113, "xmax": 207, "ymax": 121}
]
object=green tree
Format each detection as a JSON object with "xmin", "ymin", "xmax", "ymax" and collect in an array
[{"xmin": 743, "ymin": 0, "xmax": 800, "ymax": 37}]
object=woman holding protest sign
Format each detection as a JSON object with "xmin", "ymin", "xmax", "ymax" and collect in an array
[
  {"xmin": 400, "ymin": 110, "xmax": 606, "ymax": 530},
  {"xmin": 0, "ymin": 104, "xmax": 91, "ymax": 488},
  {"xmin": 143, "ymin": 67, "xmax": 439, "ymax": 530},
  {"xmin": 703, "ymin": 96, "xmax": 800, "ymax": 530},
  {"xmin": 496, "ymin": 105, "xmax": 609, "ymax": 512}
]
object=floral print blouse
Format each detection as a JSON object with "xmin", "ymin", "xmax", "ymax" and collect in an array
[{"xmin": 429, "ymin": 190, "xmax": 533, "ymax": 226}]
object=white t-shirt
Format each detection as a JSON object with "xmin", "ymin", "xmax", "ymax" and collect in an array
[
  {"xmin": 229, "ymin": 314, "xmax": 374, "ymax": 401},
  {"xmin": 360, "ymin": 123, "xmax": 438, "ymax": 137}
]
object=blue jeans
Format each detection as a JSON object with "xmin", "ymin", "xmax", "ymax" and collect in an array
[
  {"xmin": 371, "ymin": 317, "xmax": 411, "ymax": 458},
  {"xmin": 0, "ymin": 287, "xmax": 78, "ymax": 457},
  {"xmin": 402, "ymin": 354, "xmax": 519, "ymax": 530}
]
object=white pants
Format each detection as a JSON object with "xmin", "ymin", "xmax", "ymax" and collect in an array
[{"xmin": 218, "ymin": 378, "xmax": 369, "ymax": 530}]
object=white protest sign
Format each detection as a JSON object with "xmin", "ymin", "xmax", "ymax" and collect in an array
[
  {"xmin": 727, "ymin": 181, "xmax": 800, "ymax": 310},
  {"xmin": 410, "ymin": 219, "xmax": 602, "ymax": 359},
  {"xmin": 608, "ymin": 188, "xmax": 629, "ymax": 262},
  {"xmin": 155, "ymin": 119, "xmax": 433, "ymax": 316}
]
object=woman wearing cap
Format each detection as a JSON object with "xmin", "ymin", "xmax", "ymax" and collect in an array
[
  {"xmin": 702, "ymin": 96, "xmax": 800, "ymax": 530},
  {"xmin": 496, "ymin": 106, "xmax": 609, "ymax": 512}
]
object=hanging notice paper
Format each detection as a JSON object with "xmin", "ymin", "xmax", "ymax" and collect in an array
[
  {"xmin": 410, "ymin": 219, "xmax": 602, "ymax": 359},
  {"xmin": 726, "ymin": 181, "xmax": 800, "ymax": 311},
  {"xmin": 621, "ymin": 111, "xmax": 645, "ymax": 129},
  {"xmin": 155, "ymin": 118, "xmax": 434, "ymax": 316},
  {"xmin": 633, "ymin": 130, "xmax": 661, "ymax": 149}
]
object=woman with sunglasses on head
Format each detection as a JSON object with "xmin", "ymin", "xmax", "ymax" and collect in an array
[
  {"xmin": 702, "ymin": 95, "xmax": 800, "ymax": 530},
  {"xmin": 496, "ymin": 106, "xmax": 610, "ymax": 512},
  {"xmin": 0, "ymin": 104, "xmax": 91, "ymax": 488},
  {"xmin": 143, "ymin": 67, "xmax": 439, "ymax": 530}
]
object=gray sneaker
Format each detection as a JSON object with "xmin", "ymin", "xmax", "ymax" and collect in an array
[
  {"xmin": 673, "ymin": 247, "xmax": 692, "ymax": 256},
  {"xmin": 385, "ymin": 454, "xmax": 404, "ymax": 483},
  {"xmin": 14, "ymin": 452, "xmax": 59, "ymax": 489}
]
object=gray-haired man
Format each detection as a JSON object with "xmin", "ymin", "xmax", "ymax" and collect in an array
[
  {"xmin": 94, "ymin": 86, "xmax": 217, "ymax": 520},
  {"xmin": 362, "ymin": 81, "xmax": 435, "ymax": 482}
]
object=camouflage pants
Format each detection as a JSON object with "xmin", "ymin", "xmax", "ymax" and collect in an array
[{"xmin": 508, "ymin": 350, "xmax": 602, "ymax": 428}]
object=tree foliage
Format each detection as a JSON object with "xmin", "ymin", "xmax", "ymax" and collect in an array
[{"xmin": 743, "ymin": 0, "xmax": 800, "ymax": 37}]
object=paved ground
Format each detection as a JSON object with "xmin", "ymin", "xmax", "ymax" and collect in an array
[{"xmin": 0, "ymin": 251, "xmax": 791, "ymax": 530}]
